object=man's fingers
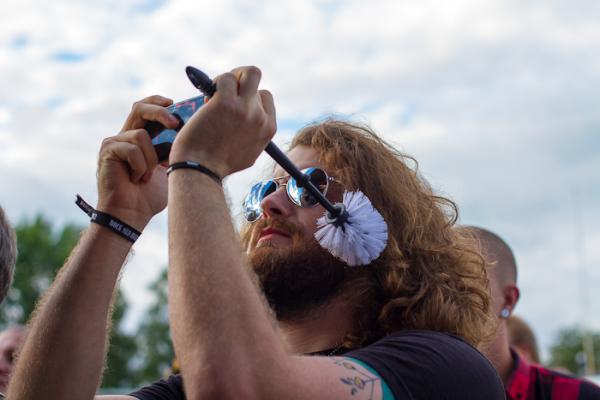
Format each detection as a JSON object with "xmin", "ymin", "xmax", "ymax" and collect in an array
[
  {"xmin": 121, "ymin": 98, "xmax": 179, "ymax": 132},
  {"xmin": 233, "ymin": 66, "xmax": 262, "ymax": 99},
  {"xmin": 117, "ymin": 129, "xmax": 159, "ymax": 181},
  {"xmin": 104, "ymin": 129, "xmax": 159, "ymax": 182},
  {"xmin": 103, "ymin": 141, "xmax": 149, "ymax": 183},
  {"xmin": 130, "ymin": 102, "xmax": 180, "ymax": 130},
  {"xmin": 259, "ymin": 90, "xmax": 276, "ymax": 120},
  {"xmin": 139, "ymin": 95, "xmax": 173, "ymax": 107},
  {"xmin": 213, "ymin": 72, "xmax": 238, "ymax": 100}
]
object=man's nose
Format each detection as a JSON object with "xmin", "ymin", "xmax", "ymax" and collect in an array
[{"xmin": 260, "ymin": 186, "xmax": 294, "ymax": 218}]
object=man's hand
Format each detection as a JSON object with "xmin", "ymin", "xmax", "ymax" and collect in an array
[
  {"xmin": 97, "ymin": 95, "xmax": 180, "ymax": 229},
  {"xmin": 169, "ymin": 66, "xmax": 276, "ymax": 178},
  {"xmin": 7, "ymin": 94, "xmax": 181, "ymax": 400}
]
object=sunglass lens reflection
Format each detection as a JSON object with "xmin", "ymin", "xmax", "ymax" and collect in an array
[
  {"xmin": 288, "ymin": 168, "xmax": 327, "ymax": 207},
  {"xmin": 243, "ymin": 168, "xmax": 329, "ymax": 222},
  {"xmin": 243, "ymin": 180, "xmax": 277, "ymax": 222}
]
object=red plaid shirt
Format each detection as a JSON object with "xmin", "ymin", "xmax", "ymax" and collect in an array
[{"xmin": 506, "ymin": 349, "xmax": 600, "ymax": 400}]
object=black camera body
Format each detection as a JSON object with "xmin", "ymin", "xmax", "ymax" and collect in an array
[{"xmin": 145, "ymin": 95, "xmax": 205, "ymax": 162}]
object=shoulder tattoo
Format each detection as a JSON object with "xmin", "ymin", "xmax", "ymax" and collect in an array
[{"xmin": 331, "ymin": 357, "xmax": 381, "ymax": 399}]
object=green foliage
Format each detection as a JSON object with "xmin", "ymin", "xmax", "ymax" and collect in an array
[
  {"xmin": 548, "ymin": 327, "xmax": 600, "ymax": 375},
  {"xmin": 1, "ymin": 215, "xmax": 81, "ymax": 324},
  {"xmin": 134, "ymin": 268, "xmax": 175, "ymax": 384},
  {"xmin": 103, "ymin": 292, "xmax": 139, "ymax": 388}
]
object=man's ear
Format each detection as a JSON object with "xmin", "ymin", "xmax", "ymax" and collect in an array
[{"xmin": 501, "ymin": 284, "xmax": 520, "ymax": 317}]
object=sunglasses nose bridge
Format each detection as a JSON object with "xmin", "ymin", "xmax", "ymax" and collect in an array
[{"xmin": 260, "ymin": 182, "xmax": 295, "ymax": 219}]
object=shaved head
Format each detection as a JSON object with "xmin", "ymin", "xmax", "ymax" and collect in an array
[
  {"xmin": 466, "ymin": 227, "xmax": 517, "ymax": 289},
  {"xmin": 466, "ymin": 227, "xmax": 521, "ymax": 379}
]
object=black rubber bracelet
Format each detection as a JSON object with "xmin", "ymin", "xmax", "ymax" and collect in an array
[
  {"xmin": 166, "ymin": 161, "xmax": 222, "ymax": 185},
  {"xmin": 75, "ymin": 195, "xmax": 141, "ymax": 243}
]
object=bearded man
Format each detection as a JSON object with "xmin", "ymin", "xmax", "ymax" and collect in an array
[{"xmin": 10, "ymin": 66, "xmax": 504, "ymax": 399}]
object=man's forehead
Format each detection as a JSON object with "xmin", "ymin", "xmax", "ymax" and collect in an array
[
  {"xmin": 271, "ymin": 163, "xmax": 286, "ymax": 178},
  {"xmin": 270, "ymin": 145, "xmax": 325, "ymax": 177}
]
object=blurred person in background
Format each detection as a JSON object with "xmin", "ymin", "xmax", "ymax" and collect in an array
[
  {"xmin": 0, "ymin": 325, "xmax": 26, "ymax": 393},
  {"xmin": 0, "ymin": 207, "xmax": 16, "ymax": 306},
  {"xmin": 467, "ymin": 226, "xmax": 600, "ymax": 400},
  {"xmin": 508, "ymin": 315, "xmax": 541, "ymax": 364},
  {"xmin": 0, "ymin": 207, "xmax": 18, "ymax": 398}
]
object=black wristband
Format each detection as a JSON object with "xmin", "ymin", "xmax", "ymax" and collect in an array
[
  {"xmin": 75, "ymin": 195, "xmax": 141, "ymax": 243},
  {"xmin": 166, "ymin": 161, "xmax": 222, "ymax": 185}
]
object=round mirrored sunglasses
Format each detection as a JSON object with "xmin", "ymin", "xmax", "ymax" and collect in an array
[{"xmin": 242, "ymin": 167, "xmax": 336, "ymax": 222}]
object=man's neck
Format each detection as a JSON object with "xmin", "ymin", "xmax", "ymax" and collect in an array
[
  {"xmin": 484, "ymin": 323, "xmax": 515, "ymax": 385},
  {"xmin": 279, "ymin": 299, "xmax": 354, "ymax": 355}
]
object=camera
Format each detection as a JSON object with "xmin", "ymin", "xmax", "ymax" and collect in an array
[{"xmin": 144, "ymin": 95, "xmax": 205, "ymax": 162}]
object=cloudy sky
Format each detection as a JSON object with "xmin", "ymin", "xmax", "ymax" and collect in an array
[{"xmin": 1, "ymin": 0, "xmax": 599, "ymax": 361}]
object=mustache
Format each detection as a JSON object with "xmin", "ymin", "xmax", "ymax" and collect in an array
[{"xmin": 253, "ymin": 217, "xmax": 303, "ymax": 239}]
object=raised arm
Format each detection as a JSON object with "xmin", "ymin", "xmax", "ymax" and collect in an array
[
  {"xmin": 167, "ymin": 67, "xmax": 387, "ymax": 400},
  {"xmin": 7, "ymin": 96, "xmax": 179, "ymax": 399}
]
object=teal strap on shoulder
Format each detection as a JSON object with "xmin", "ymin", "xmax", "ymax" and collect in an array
[{"xmin": 346, "ymin": 357, "xmax": 396, "ymax": 400}]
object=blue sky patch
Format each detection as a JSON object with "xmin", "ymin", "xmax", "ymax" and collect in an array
[
  {"xmin": 10, "ymin": 34, "xmax": 29, "ymax": 49},
  {"xmin": 131, "ymin": 0, "xmax": 166, "ymax": 14},
  {"xmin": 51, "ymin": 51, "xmax": 89, "ymax": 63},
  {"xmin": 128, "ymin": 76, "xmax": 142, "ymax": 88},
  {"xmin": 276, "ymin": 118, "xmax": 306, "ymax": 133},
  {"xmin": 46, "ymin": 96, "xmax": 66, "ymax": 110}
]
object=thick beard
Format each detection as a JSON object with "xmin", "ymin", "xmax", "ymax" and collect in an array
[{"xmin": 249, "ymin": 236, "xmax": 349, "ymax": 322}]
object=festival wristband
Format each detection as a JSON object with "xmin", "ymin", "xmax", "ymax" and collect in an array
[
  {"xmin": 75, "ymin": 195, "xmax": 141, "ymax": 243},
  {"xmin": 166, "ymin": 161, "xmax": 222, "ymax": 185}
]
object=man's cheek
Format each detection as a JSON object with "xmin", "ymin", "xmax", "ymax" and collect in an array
[
  {"xmin": 246, "ymin": 225, "xmax": 264, "ymax": 252},
  {"xmin": 291, "ymin": 230, "xmax": 315, "ymax": 251},
  {"xmin": 305, "ymin": 210, "xmax": 325, "ymax": 235}
]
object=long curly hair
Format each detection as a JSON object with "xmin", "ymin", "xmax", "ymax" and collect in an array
[{"xmin": 243, "ymin": 119, "xmax": 494, "ymax": 348}]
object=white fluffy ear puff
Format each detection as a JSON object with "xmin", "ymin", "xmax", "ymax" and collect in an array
[{"xmin": 314, "ymin": 191, "xmax": 388, "ymax": 266}]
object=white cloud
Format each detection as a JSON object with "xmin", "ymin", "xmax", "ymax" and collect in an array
[{"xmin": 0, "ymin": 108, "xmax": 10, "ymax": 125}]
